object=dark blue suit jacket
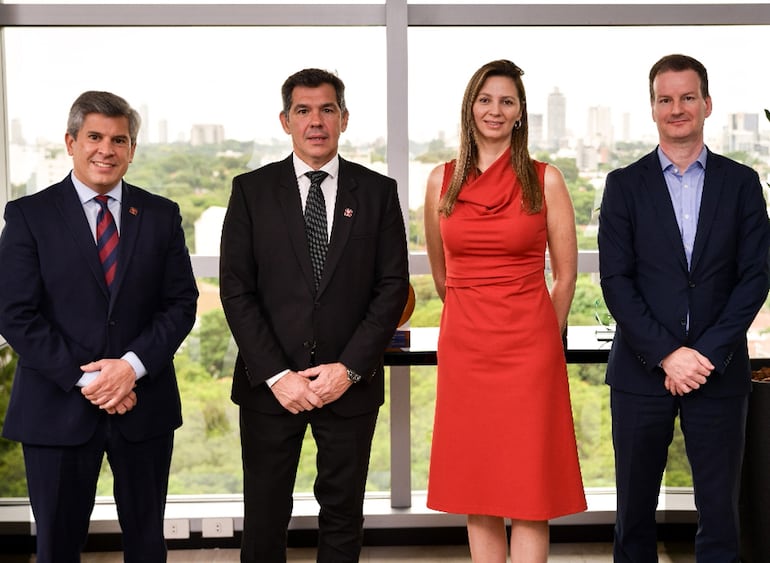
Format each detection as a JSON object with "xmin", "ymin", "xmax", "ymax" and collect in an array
[
  {"xmin": 599, "ymin": 149, "xmax": 770, "ymax": 397},
  {"xmin": 0, "ymin": 175, "xmax": 198, "ymax": 445}
]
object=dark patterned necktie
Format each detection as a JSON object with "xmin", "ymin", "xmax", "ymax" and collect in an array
[
  {"xmin": 304, "ymin": 170, "xmax": 329, "ymax": 291},
  {"xmin": 94, "ymin": 195, "xmax": 119, "ymax": 290}
]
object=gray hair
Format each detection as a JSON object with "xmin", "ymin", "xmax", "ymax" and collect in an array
[{"xmin": 67, "ymin": 91, "xmax": 141, "ymax": 145}]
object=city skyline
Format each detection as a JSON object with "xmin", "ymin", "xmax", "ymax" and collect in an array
[{"xmin": 3, "ymin": 25, "xmax": 769, "ymax": 147}]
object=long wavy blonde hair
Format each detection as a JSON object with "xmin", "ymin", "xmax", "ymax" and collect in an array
[{"xmin": 439, "ymin": 59, "xmax": 542, "ymax": 217}]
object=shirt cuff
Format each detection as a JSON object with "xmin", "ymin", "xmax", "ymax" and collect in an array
[
  {"xmin": 122, "ymin": 351, "xmax": 146, "ymax": 381},
  {"xmin": 266, "ymin": 369, "xmax": 290, "ymax": 388},
  {"xmin": 76, "ymin": 370, "xmax": 99, "ymax": 388}
]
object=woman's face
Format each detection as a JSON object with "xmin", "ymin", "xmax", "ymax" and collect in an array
[{"xmin": 471, "ymin": 75, "xmax": 523, "ymax": 143}]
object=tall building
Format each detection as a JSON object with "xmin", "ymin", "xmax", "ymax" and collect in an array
[
  {"xmin": 724, "ymin": 112, "xmax": 759, "ymax": 153},
  {"xmin": 528, "ymin": 113, "xmax": 544, "ymax": 149},
  {"xmin": 139, "ymin": 103, "xmax": 150, "ymax": 145},
  {"xmin": 158, "ymin": 119, "xmax": 169, "ymax": 144},
  {"xmin": 547, "ymin": 88, "xmax": 566, "ymax": 151},
  {"xmin": 190, "ymin": 124, "xmax": 225, "ymax": 146},
  {"xmin": 620, "ymin": 112, "xmax": 631, "ymax": 143},
  {"xmin": 587, "ymin": 106, "xmax": 613, "ymax": 150}
]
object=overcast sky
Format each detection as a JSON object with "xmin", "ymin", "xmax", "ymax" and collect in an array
[{"xmin": 5, "ymin": 24, "xmax": 769, "ymax": 146}]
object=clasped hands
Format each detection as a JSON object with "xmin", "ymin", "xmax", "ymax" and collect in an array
[
  {"xmin": 80, "ymin": 359, "xmax": 138, "ymax": 415},
  {"xmin": 271, "ymin": 362, "xmax": 351, "ymax": 414},
  {"xmin": 660, "ymin": 346, "xmax": 714, "ymax": 396}
]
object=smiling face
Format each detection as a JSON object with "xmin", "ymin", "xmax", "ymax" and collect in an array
[
  {"xmin": 471, "ymin": 75, "xmax": 523, "ymax": 144},
  {"xmin": 279, "ymin": 83, "xmax": 349, "ymax": 169},
  {"xmin": 65, "ymin": 112, "xmax": 135, "ymax": 194},
  {"xmin": 651, "ymin": 69, "xmax": 712, "ymax": 148}
]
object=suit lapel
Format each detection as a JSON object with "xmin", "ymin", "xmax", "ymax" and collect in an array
[
  {"xmin": 642, "ymin": 151, "xmax": 689, "ymax": 272},
  {"xmin": 689, "ymin": 150, "xmax": 723, "ymax": 273},
  {"xmin": 319, "ymin": 158, "xmax": 357, "ymax": 296},
  {"xmin": 53, "ymin": 177, "xmax": 111, "ymax": 299},
  {"xmin": 109, "ymin": 182, "xmax": 141, "ymax": 302},
  {"xmin": 277, "ymin": 157, "xmax": 317, "ymax": 294}
]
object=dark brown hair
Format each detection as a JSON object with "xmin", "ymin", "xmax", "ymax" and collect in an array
[
  {"xmin": 281, "ymin": 68, "xmax": 347, "ymax": 116},
  {"xmin": 648, "ymin": 54, "xmax": 709, "ymax": 103},
  {"xmin": 440, "ymin": 59, "xmax": 541, "ymax": 216}
]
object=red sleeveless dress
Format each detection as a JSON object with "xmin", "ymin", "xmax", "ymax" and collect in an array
[{"xmin": 427, "ymin": 149, "xmax": 586, "ymax": 520}]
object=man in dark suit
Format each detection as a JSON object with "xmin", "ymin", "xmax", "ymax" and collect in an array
[
  {"xmin": 598, "ymin": 54, "xmax": 770, "ymax": 562},
  {"xmin": 0, "ymin": 91, "xmax": 198, "ymax": 562},
  {"xmin": 220, "ymin": 68, "xmax": 409, "ymax": 563}
]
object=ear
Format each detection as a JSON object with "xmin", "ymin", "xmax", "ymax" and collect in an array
[
  {"xmin": 704, "ymin": 96, "xmax": 713, "ymax": 118},
  {"xmin": 279, "ymin": 111, "xmax": 291, "ymax": 134},
  {"xmin": 340, "ymin": 110, "xmax": 349, "ymax": 133},
  {"xmin": 65, "ymin": 132, "xmax": 76, "ymax": 156}
]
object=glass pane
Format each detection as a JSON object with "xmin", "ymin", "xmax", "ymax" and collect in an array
[
  {"xmin": 5, "ymin": 26, "xmax": 388, "ymax": 226},
  {"xmin": 408, "ymin": 24, "xmax": 769, "ymax": 496},
  {"xmin": 2, "ymin": 26, "xmax": 389, "ymax": 496}
]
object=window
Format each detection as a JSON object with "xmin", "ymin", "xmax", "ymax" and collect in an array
[{"xmin": 2, "ymin": 0, "xmax": 769, "ymax": 521}]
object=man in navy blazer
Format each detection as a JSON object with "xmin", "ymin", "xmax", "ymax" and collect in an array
[
  {"xmin": 598, "ymin": 55, "xmax": 770, "ymax": 562},
  {"xmin": 220, "ymin": 68, "xmax": 409, "ymax": 562},
  {"xmin": 0, "ymin": 91, "xmax": 198, "ymax": 562}
]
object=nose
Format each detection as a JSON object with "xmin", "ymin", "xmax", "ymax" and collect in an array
[
  {"xmin": 310, "ymin": 109, "xmax": 324, "ymax": 125},
  {"xmin": 97, "ymin": 138, "xmax": 114, "ymax": 153}
]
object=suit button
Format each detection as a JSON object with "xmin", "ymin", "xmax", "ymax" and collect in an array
[
  {"xmin": 108, "ymin": 320, "xmax": 116, "ymax": 326},
  {"xmin": 688, "ymin": 281, "xmax": 696, "ymax": 288}
]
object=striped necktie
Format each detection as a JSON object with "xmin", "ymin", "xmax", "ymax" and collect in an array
[
  {"xmin": 304, "ymin": 170, "xmax": 329, "ymax": 292},
  {"xmin": 94, "ymin": 195, "xmax": 119, "ymax": 290}
]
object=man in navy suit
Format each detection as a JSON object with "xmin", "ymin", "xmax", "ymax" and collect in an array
[
  {"xmin": 220, "ymin": 68, "xmax": 409, "ymax": 562},
  {"xmin": 0, "ymin": 91, "xmax": 198, "ymax": 562},
  {"xmin": 598, "ymin": 54, "xmax": 770, "ymax": 562}
]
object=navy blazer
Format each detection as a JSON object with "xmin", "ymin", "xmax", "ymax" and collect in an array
[
  {"xmin": 220, "ymin": 155, "xmax": 409, "ymax": 417},
  {"xmin": 0, "ymin": 175, "xmax": 198, "ymax": 445},
  {"xmin": 598, "ymin": 149, "xmax": 770, "ymax": 397}
]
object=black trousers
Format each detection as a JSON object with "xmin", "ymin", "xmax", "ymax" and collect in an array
[{"xmin": 239, "ymin": 406, "xmax": 378, "ymax": 563}]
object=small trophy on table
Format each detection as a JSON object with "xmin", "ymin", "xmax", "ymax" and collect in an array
[{"xmin": 389, "ymin": 283, "xmax": 416, "ymax": 349}]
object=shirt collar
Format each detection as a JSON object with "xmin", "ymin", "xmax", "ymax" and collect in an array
[
  {"xmin": 71, "ymin": 170, "xmax": 123, "ymax": 205},
  {"xmin": 292, "ymin": 153, "xmax": 339, "ymax": 181},
  {"xmin": 657, "ymin": 145, "xmax": 707, "ymax": 173}
]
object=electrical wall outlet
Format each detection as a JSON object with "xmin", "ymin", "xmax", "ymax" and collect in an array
[
  {"xmin": 201, "ymin": 517, "xmax": 234, "ymax": 538},
  {"xmin": 163, "ymin": 518, "xmax": 190, "ymax": 539}
]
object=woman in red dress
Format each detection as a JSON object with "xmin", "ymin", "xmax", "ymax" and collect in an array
[{"xmin": 424, "ymin": 59, "xmax": 586, "ymax": 562}]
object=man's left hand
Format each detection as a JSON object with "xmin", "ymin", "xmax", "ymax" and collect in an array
[
  {"xmin": 299, "ymin": 362, "xmax": 352, "ymax": 405},
  {"xmin": 80, "ymin": 359, "xmax": 137, "ymax": 411}
]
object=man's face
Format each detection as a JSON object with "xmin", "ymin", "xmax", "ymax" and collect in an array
[
  {"xmin": 66, "ymin": 113, "xmax": 135, "ymax": 194},
  {"xmin": 279, "ymin": 84, "xmax": 349, "ymax": 169},
  {"xmin": 651, "ymin": 69, "xmax": 712, "ymax": 147}
]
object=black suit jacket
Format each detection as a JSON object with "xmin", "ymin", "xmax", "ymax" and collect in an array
[
  {"xmin": 598, "ymin": 149, "xmax": 770, "ymax": 397},
  {"xmin": 0, "ymin": 175, "xmax": 198, "ymax": 445},
  {"xmin": 220, "ymin": 155, "xmax": 409, "ymax": 416}
]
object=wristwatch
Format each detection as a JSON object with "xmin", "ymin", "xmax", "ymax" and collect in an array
[{"xmin": 346, "ymin": 367, "xmax": 362, "ymax": 384}]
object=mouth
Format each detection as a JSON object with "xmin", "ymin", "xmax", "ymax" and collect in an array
[{"xmin": 91, "ymin": 160, "xmax": 116, "ymax": 168}]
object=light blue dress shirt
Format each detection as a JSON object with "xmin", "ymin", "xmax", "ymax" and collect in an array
[{"xmin": 658, "ymin": 145, "xmax": 707, "ymax": 269}]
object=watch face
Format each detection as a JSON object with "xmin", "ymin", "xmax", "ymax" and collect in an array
[{"xmin": 347, "ymin": 369, "xmax": 361, "ymax": 383}]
